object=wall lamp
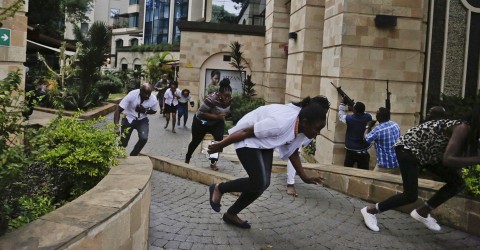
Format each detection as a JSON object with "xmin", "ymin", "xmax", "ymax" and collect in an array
[{"xmin": 288, "ymin": 32, "xmax": 297, "ymax": 41}]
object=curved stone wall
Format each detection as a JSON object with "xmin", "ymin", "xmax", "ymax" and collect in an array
[{"xmin": 0, "ymin": 157, "xmax": 152, "ymax": 250}]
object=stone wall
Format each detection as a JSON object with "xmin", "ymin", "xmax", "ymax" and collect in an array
[
  {"xmin": 316, "ymin": 0, "xmax": 426, "ymax": 165},
  {"xmin": 178, "ymin": 23, "xmax": 265, "ymax": 103},
  {"xmin": 0, "ymin": 157, "xmax": 152, "ymax": 249},
  {"xmin": 0, "ymin": 0, "xmax": 28, "ymax": 89}
]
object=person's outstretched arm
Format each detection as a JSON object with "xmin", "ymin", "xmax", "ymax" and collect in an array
[
  {"xmin": 207, "ymin": 126, "xmax": 255, "ymax": 153},
  {"xmin": 289, "ymin": 150, "xmax": 325, "ymax": 185}
]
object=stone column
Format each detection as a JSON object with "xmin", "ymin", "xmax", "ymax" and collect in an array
[
  {"xmin": 0, "ymin": 0, "xmax": 28, "ymax": 88},
  {"xmin": 316, "ymin": 0, "xmax": 426, "ymax": 165},
  {"xmin": 285, "ymin": 1, "xmax": 325, "ymax": 103},
  {"xmin": 262, "ymin": 0, "xmax": 290, "ymax": 104}
]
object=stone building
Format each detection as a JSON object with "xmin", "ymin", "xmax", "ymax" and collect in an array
[
  {"xmin": 178, "ymin": 0, "xmax": 480, "ymax": 165},
  {"xmin": 0, "ymin": 0, "xmax": 28, "ymax": 88}
]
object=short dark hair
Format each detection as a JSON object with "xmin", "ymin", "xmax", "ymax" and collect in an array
[
  {"xmin": 182, "ymin": 89, "xmax": 190, "ymax": 95},
  {"xmin": 377, "ymin": 107, "xmax": 390, "ymax": 121},
  {"xmin": 354, "ymin": 102, "xmax": 365, "ymax": 113}
]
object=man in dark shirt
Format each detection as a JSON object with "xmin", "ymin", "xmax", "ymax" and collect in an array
[{"xmin": 338, "ymin": 100, "xmax": 373, "ymax": 170}]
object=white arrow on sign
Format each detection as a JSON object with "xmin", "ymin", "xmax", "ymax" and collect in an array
[{"xmin": 1, "ymin": 34, "xmax": 8, "ymax": 41}]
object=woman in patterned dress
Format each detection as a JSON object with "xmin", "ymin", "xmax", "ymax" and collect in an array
[{"xmin": 361, "ymin": 106, "xmax": 480, "ymax": 232}]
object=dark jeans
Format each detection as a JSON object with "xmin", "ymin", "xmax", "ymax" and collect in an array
[
  {"xmin": 218, "ymin": 148, "xmax": 274, "ymax": 214},
  {"xmin": 378, "ymin": 147, "xmax": 465, "ymax": 212},
  {"xmin": 121, "ymin": 117, "xmax": 149, "ymax": 156},
  {"xmin": 177, "ymin": 103, "xmax": 188, "ymax": 126},
  {"xmin": 185, "ymin": 115, "xmax": 225, "ymax": 162},
  {"xmin": 344, "ymin": 149, "xmax": 370, "ymax": 170}
]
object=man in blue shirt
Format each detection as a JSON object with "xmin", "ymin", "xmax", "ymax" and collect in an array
[
  {"xmin": 364, "ymin": 107, "xmax": 401, "ymax": 174},
  {"xmin": 338, "ymin": 101, "xmax": 373, "ymax": 170}
]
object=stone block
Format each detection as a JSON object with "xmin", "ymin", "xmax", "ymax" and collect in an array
[
  {"xmin": 347, "ymin": 177, "xmax": 372, "ymax": 199},
  {"xmin": 324, "ymin": 172, "xmax": 348, "ymax": 193},
  {"xmin": 370, "ymin": 183, "xmax": 397, "ymax": 202},
  {"xmin": 467, "ymin": 212, "xmax": 480, "ymax": 236},
  {"xmin": 130, "ymin": 200, "xmax": 142, "ymax": 234},
  {"xmin": 101, "ymin": 209, "xmax": 131, "ymax": 250},
  {"xmin": 69, "ymin": 231, "xmax": 104, "ymax": 250}
]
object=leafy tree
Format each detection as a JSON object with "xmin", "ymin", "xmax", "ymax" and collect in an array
[
  {"xmin": 145, "ymin": 51, "xmax": 175, "ymax": 85},
  {"xmin": 64, "ymin": 21, "xmax": 111, "ymax": 109},
  {"xmin": 28, "ymin": 0, "xmax": 92, "ymax": 38},
  {"xmin": 211, "ymin": 4, "xmax": 238, "ymax": 23}
]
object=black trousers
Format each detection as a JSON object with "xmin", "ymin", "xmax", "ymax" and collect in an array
[
  {"xmin": 185, "ymin": 115, "xmax": 225, "ymax": 160},
  {"xmin": 378, "ymin": 147, "xmax": 465, "ymax": 212},
  {"xmin": 218, "ymin": 148, "xmax": 274, "ymax": 214},
  {"xmin": 344, "ymin": 149, "xmax": 370, "ymax": 170}
]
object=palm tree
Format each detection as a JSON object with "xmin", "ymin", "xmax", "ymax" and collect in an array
[
  {"xmin": 145, "ymin": 51, "xmax": 176, "ymax": 84},
  {"xmin": 63, "ymin": 21, "xmax": 111, "ymax": 109}
]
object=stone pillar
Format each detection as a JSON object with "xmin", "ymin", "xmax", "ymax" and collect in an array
[
  {"xmin": 285, "ymin": 1, "xmax": 325, "ymax": 103},
  {"xmin": 0, "ymin": 0, "xmax": 28, "ymax": 88},
  {"xmin": 316, "ymin": 0, "xmax": 426, "ymax": 165},
  {"xmin": 262, "ymin": 0, "xmax": 290, "ymax": 104}
]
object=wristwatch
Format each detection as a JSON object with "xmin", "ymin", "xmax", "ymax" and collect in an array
[{"xmin": 365, "ymin": 126, "xmax": 370, "ymax": 129}]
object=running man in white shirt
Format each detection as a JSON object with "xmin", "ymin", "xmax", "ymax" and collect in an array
[
  {"xmin": 207, "ymin": 96, "xmax": 330, "ymax": 229},
  {"xmin": 114, "ymin": 83, "xmax": 158, "ymax": 156}
]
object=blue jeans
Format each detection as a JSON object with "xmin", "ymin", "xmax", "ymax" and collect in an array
[
  {"xmin": 121, "ymin": 117, "xmax": 149, "ymax": 156},
  {"xmin": 218, "ymin": 148, "xmax": 273, "ymax": 214},
  {"xmin": 177, "ymin": 103, "xmax": 188, "ymax": 125}
]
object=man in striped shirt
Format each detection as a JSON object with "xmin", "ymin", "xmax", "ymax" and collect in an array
[{"xmin": 364, "ymin": 107, "xmax": 401, "ymax": 175}]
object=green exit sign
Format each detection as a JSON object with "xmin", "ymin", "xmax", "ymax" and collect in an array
[{"xmin": 0, "ymin": 28, "xmax": 11, "ymax": 47}]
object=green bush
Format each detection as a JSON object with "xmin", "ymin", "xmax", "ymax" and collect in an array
[
  {"xmin": 0, "ymin": 71, "xmax": 31, "ymax": 235},
  {"xmin": 8, "ymin": 195, "xmax": 56, "ymax": 230},
  {"xmin": 463, "ymin": 166, "xmax": 480, "ymax": 196},
  {"xmin": 229, "ymin": 94, "xmax": 265, "ymax": 125},
  {"xmin": 31, "ymin": 114, "xmax": 126, "ymax": 199}
]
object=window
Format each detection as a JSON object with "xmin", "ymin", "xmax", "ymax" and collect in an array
[
  {"xmin": 80, "ymin": 23, "xmax": 89, "ymax": 34},
  {"xmin": 129, "ymin": 0, "xmax": 139, "ymax": 5},
  {"xmin": 129, "ymin": 13, "xmax": 139, "ymax": 28},
  {"xmin": 144, "ymin": 0, "xmax": 170, "ymax": 44},
  {"xmin": 116, "ymin": 39, "xmax": 124, "ymax": 48},
  {"xmin": 122, "ymin": 64, "xmax": 128, "ymax": 71},
  {"xmin": 130, "ymin": 38, "xmax": 139, "ymax": 46},
  {"xmin": 173, "ymin": 0, "xmax": 189, "ymax": 43},
  {"xmin": 211, "ymin": 0, "xmax": 265, "ymax": 25}
]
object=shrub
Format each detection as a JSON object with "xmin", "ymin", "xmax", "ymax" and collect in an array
[
  {"xmin": 0, "ymin": 71, "xmax": 31, "ymax": 235},
  {"xmin": 463, "ymin": 166, "xmax": 480, "ymax": 196},
  {"xmin": 229, "ymin": 94, "xmax": 265, "ymax": 125},
  {"xmin": 31, "ymin": 114, "xmax": 126, "ymax": 199}
]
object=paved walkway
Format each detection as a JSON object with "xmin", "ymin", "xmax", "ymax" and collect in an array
[{"xmin": 104, "ymin": 111, "xmax": 480, "ymax": 249}]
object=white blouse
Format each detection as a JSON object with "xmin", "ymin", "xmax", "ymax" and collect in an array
[{"xmin": 228, "ymin": 103, "xmax": 311, "ymax": 160}]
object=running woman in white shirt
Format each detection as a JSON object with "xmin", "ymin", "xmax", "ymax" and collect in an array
[{"xmin": 207, "ymin": 96, "xmax": 330, "ymax": 229}]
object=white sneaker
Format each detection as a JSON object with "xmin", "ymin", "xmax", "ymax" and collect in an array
[
  {"xmin": 361, "ymin": 207, "xmax": 379, "ymax": 232},
  {"xmin": 410, "ymin": 209, "xmax": 441, "ymax": 231}
]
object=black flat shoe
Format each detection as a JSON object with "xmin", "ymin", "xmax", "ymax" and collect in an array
[
  {"xmin": 222, "ymin": 214, "xmax": 251, "ymax": 229},
  {"xmin": 209, "ymin": 184, "xmax": 221, "ymax": 212}
]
